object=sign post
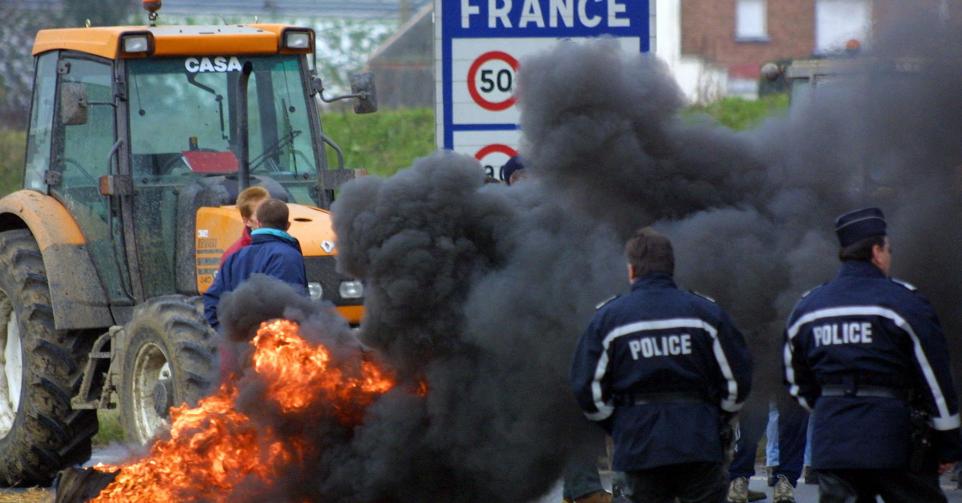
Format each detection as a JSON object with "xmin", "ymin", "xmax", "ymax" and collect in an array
[{"xmin": 435, "ymin": 0, "xmax": 654, "ymax": 181}]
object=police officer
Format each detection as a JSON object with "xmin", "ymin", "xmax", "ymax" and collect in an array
[
  {"xmin": 783, "ymin": 207, "xmax": 962, "ymax": 502},
  {"xmin": 571, "ymin": 228, "xmax": 753, "ymax": 502}
]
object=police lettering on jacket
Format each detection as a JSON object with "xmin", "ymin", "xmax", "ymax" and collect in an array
[
  {"xmin": 811, "ymin": 322, "xmax": 872, "ymax": 347},
  {"xmin": 628, "ymin": 334, "xmax": 693, "ymax": 359}
]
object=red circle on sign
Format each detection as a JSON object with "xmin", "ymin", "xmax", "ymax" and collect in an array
[
  {"xmin": 474, "ymin": 143, "xmax": 518, "ymax": 161},
  {"xmin": 467, "ymin": 51, "xmax": 520, "ymax": 111}
]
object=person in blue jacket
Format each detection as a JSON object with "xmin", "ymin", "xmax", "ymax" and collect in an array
[
  {"xmin": 783, "ymin": 207, "xmax": 961, "ymax": 502},
  {"xmin": 571, "ymin": 227, "xmax": 753, "ymax": 503},
  {"xmin": 203, "ymin": 198, "xmax": 307, "ymax": 331}
]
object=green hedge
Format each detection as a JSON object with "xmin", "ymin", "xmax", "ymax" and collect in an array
[
  {"xmin": 0, "ymin": 96, "xmax": 790, "ymax": 192},
  {"xmin": 685, "ymin": 94, "xmax": 789, "ymax": 131},
  {"xmin": 322, "ymin": 96, "xmax": 790, "ymax": 178},
  {"xmin": 321, "ymin": 107, "xmax": 436, "ymax": 177},
  {"xmin": 0, "ymin": 129, "xmax": 24, "ymax": 196}
]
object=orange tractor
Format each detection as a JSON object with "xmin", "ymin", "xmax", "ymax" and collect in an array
[{"xmin": 0, "ymin": 1, "xmax": 372, "ymax": 484}]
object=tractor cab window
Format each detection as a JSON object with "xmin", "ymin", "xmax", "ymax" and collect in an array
[
  {"xmin": 126, "ymin": 55, "xmax": 320, "ymax": 205},
  {"xmin": 24, "ymin": 53, "xmax": 58, "ymax": 192},
  {"xmin": 126, "ymin": 55, "xmax": 320, "ymax": 298},
  {"xmin": 57, "ymin": 58, "xmax": 116, "ymax": 194},
  {"xmin": 52, "ymin": 56, "xmax": 131, "ymax": 303}
]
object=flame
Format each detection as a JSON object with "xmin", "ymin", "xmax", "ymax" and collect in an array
[
  {"xmin": 91, "ymin": 319, "xmax": 394, "ymax": 502},
  {"xmin": 252, "ymin": 319, "xmax": 394, "ymax": 421}
]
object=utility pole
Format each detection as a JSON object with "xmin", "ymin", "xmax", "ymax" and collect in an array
[{"xmin": 399, "ymin": 0, "xmax": 412, "ymax": 23}]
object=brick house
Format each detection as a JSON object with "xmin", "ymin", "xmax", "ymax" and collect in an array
[{"xmin": 679, "ymin": 0, "xmax": 880, "ymax": 99}]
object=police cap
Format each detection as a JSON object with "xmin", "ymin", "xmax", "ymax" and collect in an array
[
  {"xmin": 501, "ymin": 156, "xmax": 524, "ymax": 185},
  {"xmin": 835, "ymin": 207, "xmax": 886, "ymax": 247}
]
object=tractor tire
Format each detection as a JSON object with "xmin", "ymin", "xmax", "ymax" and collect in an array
[
  {"xmin": 0, "ymin": 229, "xmax": 98, "ymax": 486},
  {"xmin": 120, "ymin": 295, "xmax": 217, "ymax": 445}
]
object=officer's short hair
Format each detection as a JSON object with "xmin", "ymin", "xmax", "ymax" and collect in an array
[
  {"xmin": 838, "ymin": 235, "xmax": 886, "ymax": 262},
  {"xmin": 255, "ymin": 199, "xmax": 290, "ymax": 230},
  {"xmin": 625, "ymin": 228, "xmax": 674, "ymax": 276}
]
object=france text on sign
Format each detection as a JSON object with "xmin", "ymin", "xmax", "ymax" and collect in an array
[{"xmin": 436, "ymin": 0, "xmax": 653, "ymax": 180}]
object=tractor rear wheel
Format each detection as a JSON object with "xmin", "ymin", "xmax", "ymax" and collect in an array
[
  {"xmin": 120, "ymin": 296, "xmax": 217, "ymax": 445},
  {"xmin": 0, "ymin": 229, "xmax": 97, "ymax": 486}
]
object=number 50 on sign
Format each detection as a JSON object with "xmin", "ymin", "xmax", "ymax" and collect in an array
[{"xmin": 467, "ymin": 51, "xmax": 520, "ymax": 111}]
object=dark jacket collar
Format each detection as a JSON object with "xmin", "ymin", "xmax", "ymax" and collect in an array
[
  {"xmin": 837, "ymin": 260, "xmax": 886, "ymax": 280},
  {"xmin": 250, "ymin": 232, "xmax": 302, "ymax": 253},
  {"xmin": 630, "ymin": 272, "xmax": 677, "ymax": 291}
]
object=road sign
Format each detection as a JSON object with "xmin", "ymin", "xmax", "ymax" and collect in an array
[{"xmin": 435, "ymin": 0, "xmax": 654, "ymax": 181}]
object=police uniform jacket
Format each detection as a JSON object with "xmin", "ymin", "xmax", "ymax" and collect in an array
[
  {"xmin": 784, "ymin": 260, "xmax": 962, "ymax": 470},
  {"xmin": 203, "ymin": 229, "xmax": 308, "ymax": 330},
  {"xmin": 570, "ymin": 273, "xmax": 753, "ymax": 471}
]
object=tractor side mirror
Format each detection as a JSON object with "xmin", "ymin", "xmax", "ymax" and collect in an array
[
  {"xmin": 312, "ymin": 73, "xmax": 378, "ymax": 114},
  {"xmin": 349, "ymin": 72, "xmax": 378, "ymax": 114},
  {"xmin": 60, "ymin": 82, "xmax": 89, "ymax": 126}
]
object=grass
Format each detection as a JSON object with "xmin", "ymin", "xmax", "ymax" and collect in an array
[
  {"xmin": 0, "ymin": 488, "xmax": 50, "ymax": 502},
  {"xmin": 93, "ymin": 409, "xmax": 123, "ymax": 446}
]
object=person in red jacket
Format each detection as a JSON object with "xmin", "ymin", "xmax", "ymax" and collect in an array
[{"xmin": 220, "ymin": 186, "xmax": 270, "ymax": 265}]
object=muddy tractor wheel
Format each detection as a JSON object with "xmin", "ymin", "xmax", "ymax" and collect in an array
[
  {"xmin": 120, "ymin": 295, "xmax": 217, "ymax": 445},
  {"xmin": 0, "ymin": 229, "xmax": 97, "ymax": 486}
]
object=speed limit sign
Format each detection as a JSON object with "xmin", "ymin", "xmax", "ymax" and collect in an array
[
  {"xmin": 474, "ymin": 143, "xmax": 518, "ymax": 179},
  {"xmin": 435, "ymin": 0, "xmax": 652, "ymax": 157},
  {"xmin": 467, "ymin": 51, "xmax": 519, "ymax": 111}
]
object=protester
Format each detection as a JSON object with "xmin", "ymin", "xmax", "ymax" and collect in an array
[
  {"xmin": 204, "ymin": 198, "xmax": 307, "ymax": 331},
  {"xmin": 221, "ymin": 185, "xmax": 270, "ymax": 265}
]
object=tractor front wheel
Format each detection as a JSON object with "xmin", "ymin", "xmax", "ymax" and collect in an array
[
  {"xmin": 120, "ymin": 296, "xmax": 217, "ymax": 445},
  {"xmin": 0, "ymin": 229, "xmax": 97, "ymax": 486}
]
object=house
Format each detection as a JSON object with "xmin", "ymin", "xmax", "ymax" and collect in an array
[
  {"xmin": 678, "ymin": 0, "xmax": 955, "ymax": 100},
  {"xmin": 367, "ymin": 3, "xmax": 434, "ymax": 108}
]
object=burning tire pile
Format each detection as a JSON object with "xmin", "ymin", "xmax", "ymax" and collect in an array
[{"xmin": 60, "ymin": 318, "xmax": 397, "ymax": 502}]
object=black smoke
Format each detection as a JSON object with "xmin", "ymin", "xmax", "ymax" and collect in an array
[{"xmin": 190, "ymin": 5, "xmax": 962, "ymax": 502}]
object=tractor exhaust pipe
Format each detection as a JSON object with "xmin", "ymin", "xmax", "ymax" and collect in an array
[{"xmin": 236, "ymin": 61, "xmax": 253, "ymax": 191}]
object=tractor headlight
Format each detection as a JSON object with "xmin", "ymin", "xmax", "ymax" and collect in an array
[
  {"xmin": 308, "ymin": 282, "xmax": 323, "ymax": 301},
  {"xmin": 281, "ymin": 28, "xmax": 313, "ymax": 52},
  {"xmin": 120, "ymin": 32, "xmax": 154, "ymax": 57},
  {"xmin": 339, "ymin": 280, "xmax": 364, "ymax": 299}
]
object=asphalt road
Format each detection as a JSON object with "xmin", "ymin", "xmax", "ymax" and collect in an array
[
  {"xmin": 530, "ymin": 468, "xmax": 962, "ymax": 502},
  {"xmin": 4, "ymin": 449, "xmax": 962, "ymax": 502}
]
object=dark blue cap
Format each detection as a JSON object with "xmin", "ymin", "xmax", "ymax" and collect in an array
[
  {"xmin": 501, "ymin": 156, "xmax": 524, "ymax": 185},
  {"xmin": 835, "ymin": 207, "xmax": 886, "ymax": 247}
]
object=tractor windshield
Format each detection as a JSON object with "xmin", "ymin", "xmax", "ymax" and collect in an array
[{"xmin": 126, "ymin": 55, "xmax": 320, "ymax": 205}]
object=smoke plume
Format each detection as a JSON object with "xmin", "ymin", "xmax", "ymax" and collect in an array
[{"xmin": 206, "ymin": 5, "xmax": 962, "ymax": 501}]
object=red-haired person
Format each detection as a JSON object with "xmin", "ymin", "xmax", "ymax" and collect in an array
[{"xmin": 220, "ymin": 186, "xmax": 270, "ymax": 265}]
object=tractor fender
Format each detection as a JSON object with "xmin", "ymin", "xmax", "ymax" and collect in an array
[{"xmin": 0, "ymin": 190, "xmax": 112, "ymax": 329}]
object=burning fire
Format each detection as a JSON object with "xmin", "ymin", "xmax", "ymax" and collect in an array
[
  {"xmin": 91, "ymin": 319, "xmax": 395, "ymax": 502},
  {"xmin": 252, "ymin": 319, "xmax": 394, "ymax": 421}
]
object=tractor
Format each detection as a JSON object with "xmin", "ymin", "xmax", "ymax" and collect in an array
[{"xmin": 0, "ymin": 1, "xmax": 373, "ymax": 485}]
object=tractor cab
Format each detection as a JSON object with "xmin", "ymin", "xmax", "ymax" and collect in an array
[{"xmin": 26, "ymin": 20, "xmax": 372, "ymax": 318}]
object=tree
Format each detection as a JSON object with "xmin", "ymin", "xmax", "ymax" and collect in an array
[{"xmin": 0, "ymin": 1, "xmax": 137, "ymax": 130}]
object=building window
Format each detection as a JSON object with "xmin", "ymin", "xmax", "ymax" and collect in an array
[
  {"xmin": 816, "ymin": 0, "xmax": 871, "ymax": 54},
  {"xmin": 736, "ymin": 0, "xmax": 768, "ymax": 41}
]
